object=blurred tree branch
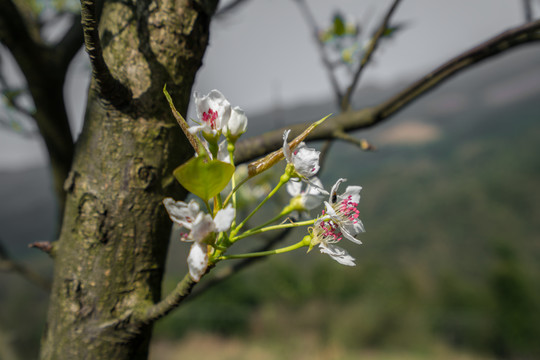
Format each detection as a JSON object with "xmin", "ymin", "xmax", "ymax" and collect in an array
[
  {"xmin": 0, "ymin": 0, "xmax": 84, "ymax": 212},
  {"xmin": 294, "ymin": 0, "xmax": 343, "ymax": 107},
  {"xmin": 523, "ymin": 0, "xmax": 533, "ymax": 22},
  {"xmin": 0, "ymin": 238, "xmax": 51, "ymax": 291},
  {"xmin": 341, "ymin": 0, "xmax": 402, "ymax": 111},
  {"xmin": 234, "ymin": 18, "xmax": 540, "ymax": 164}
]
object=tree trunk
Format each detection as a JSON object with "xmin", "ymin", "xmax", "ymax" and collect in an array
[{"xmin": 40, "ymin": 1, "xmax": 218, "ymax": 358}]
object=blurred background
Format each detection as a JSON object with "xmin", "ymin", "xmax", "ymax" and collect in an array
[{"xmin": 1, "ymin": 0, "xmax": 540, "ymax": 359}]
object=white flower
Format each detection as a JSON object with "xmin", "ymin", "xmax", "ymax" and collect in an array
[
  {"xmin": 162, "ymin": 198, "xmax": 201, "ymax": 234},
  {"xmin": 323, "ymin": 178, "xmax": 364, "ymax": 244},
  {"xmin": 307, "ymin": 178, "xmax": 364, "ymax": 266},
  {"xmin": 283, "ymin": 129, "xmax": 321, "ymax": 179},
  {"xmin": 223, "ymin": 106, "xmax": 248, "ymax": 140},
  {"xmin": 286, "ymin": 177, "xmax": 325, "ymax": 211},
  {"xmin": 187, "ymin": 242, "xmax": 208, "ymax": 282},
  {"xmin": 319, "ymin": 242, "xmax": 356, "ymax": 266},
  {"xmin": 164, "ymin": 198, "xmax": 235, "ymax": 243},
  {"xmin": 189, "ymin": 90, "xmax": 231, "ymax": 136},
  {"xmin": 164, "ymin": 198, "xmax": 235, "ymax": 282},
  {"xmin": 310, "ymin": 217, "xmax": 356, "ymax": 266}
]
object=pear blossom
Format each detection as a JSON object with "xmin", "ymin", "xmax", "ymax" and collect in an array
[
  {"xmin": 187, "ymin": 242, "xmax": 208, "ymax": 282},
  {"xmin": 163, "ymin": 198, "xmax": 235, "ymax": 282},
  {"xmin": 163, "ymin": 198, "xmax": 235, "ymax": 243},
  {"xmin": 323, "ymin": 178, "xmax": 364, "ymax": 244},
  {"xmin": 223, "ymin": 106, "xmax": 248, "ymax": 141},
  {"xmin": 283, "ymin": 129, "xmax": 320, "ymax": 179},
  {"xmin": 189, "ymin": 90, "xmax": 231, "ymax": 137},
  {"xmin": 310, "ymin": 217, "xmax": 356, "ymax": 266},
  {"xmin": 286, "ymin": 177, "xmax": 325, "ymax": 212}
]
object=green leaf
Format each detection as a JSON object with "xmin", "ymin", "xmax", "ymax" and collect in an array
[
  {"xmin": 333, "ymin": 14, "xmax": 346, "ymax": 36},
  {"xmin": 173, "ymin": 157, "xmax": 235, "ymax": 200}
]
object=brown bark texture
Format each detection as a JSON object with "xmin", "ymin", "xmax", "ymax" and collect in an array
[{"xmin": 39, "ymin": 1, "xmax": 218, "ymax": 359}]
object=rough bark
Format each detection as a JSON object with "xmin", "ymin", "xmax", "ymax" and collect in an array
[{"xmin": 40, "ymin": 1, "xmax": 218, "ymax": 359}]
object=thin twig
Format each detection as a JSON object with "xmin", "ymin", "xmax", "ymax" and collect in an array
[
  {"xmin": 294, "ymin": 0, "xmax": 344, "ymax": 107},
  {"xmin": 333, "ymin": 130, "xmax": 374, "ymax": 151},
  {"xmin": 341, "ymin": 0, "xmax": 403, "ymax": 111},
  {"xmin": 523, "ymin": 0, "xmax": 533, "ymax": 22},
  {"xmin": 214, "ymin": 0, "xmax": 251, "ymax": 18},
  {"xmin": 0, "ymin": 239, "xmax": 51, "ymax": 291}
]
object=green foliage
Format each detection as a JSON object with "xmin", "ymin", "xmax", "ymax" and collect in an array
[{"xmin": 173, "ymin": 157, "xmax": 234, "ymax": 201}]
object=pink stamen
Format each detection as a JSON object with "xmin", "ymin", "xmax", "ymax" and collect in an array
[{"xmin": 202, "ymin": 108, "xmax": 218, "ymax": 129}]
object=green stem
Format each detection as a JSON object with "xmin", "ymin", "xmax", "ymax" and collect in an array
[
  {"xmin": 242, "ymin": 204, "xmax": 295, "ymax": 237},
  {"xmin": 232, "ymin": 218, "xmax": 316, "ymax": 242},
  {"xmin": 223, "ymin": 176, "xmax": 250, "ymax": 207},
  {"xmin": 218, "ymin": 238, "xmax": 309, "ymax": 260},
  {"xmin": 228, "ymin": 145, "xmax": 237, "ymax": 228},
  {"xmin": 203, "ymin": 199, "xmax": 212, "ymax": 215},
  {"xmin": 231, "ymin": 173, "xmax": 290, "ymax": 237}
]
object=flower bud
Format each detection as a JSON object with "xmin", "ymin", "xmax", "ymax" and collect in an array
[{"xmin": 224, "ymin": 106, "xmax": 248, "ymax": 141}]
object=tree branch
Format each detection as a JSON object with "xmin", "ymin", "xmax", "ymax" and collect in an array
[
  {"xmin": 0, "ymin": 0, "xmax": 75, "ymax": 210},
  {"xmin": 235, "ymin": 18, "xmax": 540, "ymax": 164},
  {"xmin": 0, "ymin": 239, "xmax": 51, "ymax": 292},
  {"xmin": 341, "ymin": 0, "xmax": 402, "ymax": 111},
  {"xmin": 137, "ymin": 273, "xmax": 196, "ymax": 324},
  {"xmin": 523, "ymin": 0, "xmax": 533, "ymax": 22},
  {"xmin": 81, "ymin": 0, "xmax": 131, "ymax": 107},
  {"xmin": 55, "ymin": 13, "xmax": 84, "ymax": 72},
  {"xmin": 293, "ymin": 0, "xmax": 343, "ymax": 107}
]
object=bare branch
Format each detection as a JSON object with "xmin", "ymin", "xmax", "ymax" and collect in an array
[
  {"xmin": 333, "ymin": 130, "xmax": 375, "ymax": 151},
  {"xmin": 294, "ymin": 0, "xmax": 343, "ymax": 107},
  {"xmin": 341, "ymin": 0, "xmax": 402, "ymax": 111},
  {"xmin": 0, "ymin": 238, "xmax": 51, "ymax": 292},
  {"xmin": 214, "ymin": 0, "xmax": 251, "ymax": 18},
  {"xmin": 235, "ymin": 18, "xmax": 540, "ymax": 164},
  {"xmin": 55, "ymin": 13, "xmax": 84, "ymax": 71},
  {"xmin": 523, "ymin": 0, "xmax": 533, "ymax": 22}
]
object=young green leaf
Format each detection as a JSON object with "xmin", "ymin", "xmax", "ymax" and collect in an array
[{"xmin": 173, "ymin": 157, "xmax": 235, "ymax": 201}]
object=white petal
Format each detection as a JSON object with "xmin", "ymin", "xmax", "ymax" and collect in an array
[
  {"xmin": 217, "ymin": 140, "xmax": 230, "ymax": 163},
  {"xmin": 324, "ymin": 201, "xmax": 338, "ymax": 217},
  {"xmin": 329, "ymin": 178, "xmax": 347, "ymax": 205},
  {"xmin": 194, "ymin": 90, "xmax": 231, "ymax": 132},
  {"xmin": 302, "ymin": 193, "xmax": 324, "ymax": 210},
  {"xmin": 286, "ymin": 179, "xmax": 302, "ymax": 197},
  {"xmin": 214, "ymin": 204, "xmax": 235, "ymax": 232},
  {"xmin": 340, "ymin": 224, "xmax": 363, "ymax": 244},
  {"xmin": 338, "ymin": 185, "xmax": 362, "ymax": 205},
  {"xmin": 305, "ymin": 177, "xmax": 324, "ymax": 195},
  {"xmin": 292, "ymin": 145, "xmax": 320, "ymax": 177},
  {"xmin": 188, "ymin": 124, "xmax": 205, "ymax": 135},
  {"xmin": 319, "ymin": 243, "xmax": 356, "ymax": 266},
  {"xmin": 225, "ymin": 106, "xmax": 248, "ymax": 137},
  {"xmin": 303, "ymin": 176, "xmax": 329, "ymax": 195},
  {"xmin": 187, "ymin": 242, "xmax": 208, "ymax": 282},
  {"xmin": 163, "ymin": 198, "xmax": 200, "ymax": 230},
  {"xmin": 190, "ymin": 213, "xmax": 216, "ymax": 243},
  {"xmin": 282, "ymin": 129, "xmax": 292, "ymax": 163}
]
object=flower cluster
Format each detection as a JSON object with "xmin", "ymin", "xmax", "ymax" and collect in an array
[{"xmin": 163, "ymin": 89, "xmax": 365, "ymax": 283}]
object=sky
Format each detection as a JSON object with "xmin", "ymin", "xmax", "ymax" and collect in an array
[{"xmin": 0, "ymin": 0, "xmax": 533, "ymax": 170}]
